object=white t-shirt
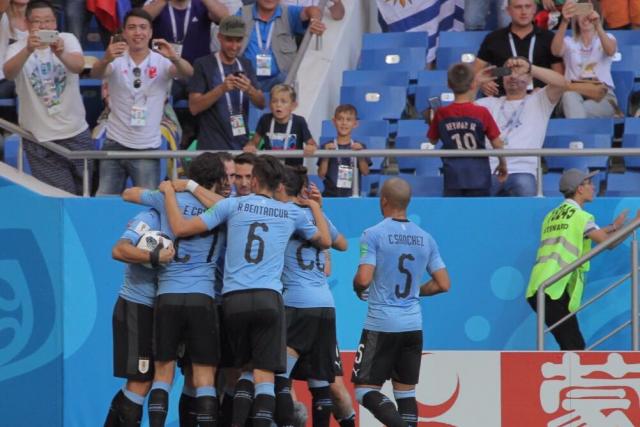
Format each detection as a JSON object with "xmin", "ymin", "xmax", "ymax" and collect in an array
[
  {"xmin": 476, "ymin": 88, "xmax": 556, "ymax": 176},
  {"xmin": 561, "ymin": 34, "xmax": 615, "ymax": 88},
  {"xmin": 6, "ymin": 32, "xmax": 88, "ymax": 141},
  {"xmin": 105, "ymin": 51, "xmax": 172, "ymax": 149},
  {"xmin": 0, "ymin": 13, "xmax": 29, "ymax": 79}
]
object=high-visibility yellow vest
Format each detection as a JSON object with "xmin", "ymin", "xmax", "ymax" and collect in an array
[{"xmin": 526, "ymin": 201, "xmax": 594, "ymax": 312}]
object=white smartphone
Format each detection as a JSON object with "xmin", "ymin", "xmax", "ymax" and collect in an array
[{"xmin": 38, "ymin": 30, "xmax": 59, "ymax": 44}]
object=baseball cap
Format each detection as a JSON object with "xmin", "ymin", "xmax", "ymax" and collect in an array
[
  {"xmin": 559, "ymin": 169, "xmax": 599, "ymax": 195},
  {"xmin": 219, "ymin": 16, "xmax": 246, "ymax": 38}
]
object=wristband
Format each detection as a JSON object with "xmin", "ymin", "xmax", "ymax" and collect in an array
[
  {"xmin": 186, "ymin": 179, "xmax": 199, "ymax": 193},
  {"xmin": 611, "ymin": 223, "xmax": 617, "ymax": 232},
  {"xmin": 150, "ymin": 244, "xmax": 162, "ymax": 268}
]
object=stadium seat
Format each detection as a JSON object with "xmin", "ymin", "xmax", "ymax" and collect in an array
[
  {"xmin": 415, "ymin": 85, "xmax": 455, "ymax": 116},
  {"xmin": 340, "ymin": 86, "xmax": 407, "ymax": 121},
  {"xmin": 248, "ymin": 92, "xmax": 270, "ymax": 134},
  {"xmin": 605, "ymin": 172, "xmax": 640, "ymax": 196},
  {"xmin": 3, "ymin": 134, "xmax": 31, "ymax": 174},
  {"xmin": 362, "ymin": 31, "xmax": 429, "ymax": 50},
  {"xmin": 360, "ymin": 173, "xmax": 381, "ymax": 196},
  {"xmin": 321, "ymin": 119, "xmax": 389, "ymax": 139},
  {"xmin": 543, "ymin": 171, "xmax": 602, "ymax": 197},
  {"xmin": 438, "ymin": 31, "xmax": 489, "ymax": 47},
  {"xmin": 543, "ymin": 118, "xmax": 614, "ymax": 171},
  {"xmin": 397, "ymin": 120, "xmax": 429, "ymax": 137},
  {"xmin": 342, "ymin": 70, "xmax": 410, "ymax": 88},
  {"xmin": 416, "ymin": 70, "xmax": 448, "ymax": 87},
  {"xmin": 358, "ymin": 47, "xmax": 427, "ymax": 80},
  {"xmin": 396, "ymin": 156, "xmax": 442, "ymax": 176},
  {"xmin": 611, "ymin": 70, "xmax": 634, "ymax": 116},
  {"xmin": 608, "ymin": 30, "xmax": 640, "ymax": 47},
  {"xmin": 621, "ymin": 118, "xmax": 640, "ymax": 169},
  {"xmin": 317, "ymin": 136, "xmax": 387, "ymax": 171},
  {"xmin": 380, "ymin": 174, "xmax": 443, "ymax": 196},
  {"xmin": 611, "ymin": 45, "xmax": 640, "ymax": 77},
  {"xmin": 435, "ymin": 46, "xmax": 477, "ymax": 70}
]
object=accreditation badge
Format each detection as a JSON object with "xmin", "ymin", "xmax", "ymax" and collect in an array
[
  {"xmin": 230, "ymin": 114, "xmax": 247, "ymax": 136},
  {"xmin": 256, "ymin": 53, "xmax": 272, "ymax": 77},
  {"xmin": 336, "ymin": 164, "xmax": 354, "ymax": 189},
  {"xmin": 130, "ymin": 105, "xmax": 148, "ymax": 127}
]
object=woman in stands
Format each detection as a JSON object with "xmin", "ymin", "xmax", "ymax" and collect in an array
[
  {"xmin": 0, "ymin": 0, "xmax": 28, "ymax": 96},
  {"xmin": 551, "ymin": 0, "xmax": 620, "ymax": 118}
]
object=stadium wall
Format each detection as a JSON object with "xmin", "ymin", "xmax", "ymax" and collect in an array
[{"xmin": 1, "ymin": 178, "xmax": 639, "ymax": 425}]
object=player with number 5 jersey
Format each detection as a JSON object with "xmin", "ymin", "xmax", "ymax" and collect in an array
[{"xmin": 352, "ymin": 177, "xmax": 451, "ymax": 427}]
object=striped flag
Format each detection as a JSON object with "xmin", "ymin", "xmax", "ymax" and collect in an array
[{"xmin": 377, "ymin": 0, "xmax": 465, "ymax": 63}]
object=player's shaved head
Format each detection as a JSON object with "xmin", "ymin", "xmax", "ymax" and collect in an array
[{"xmin": 381, "ymin": 178, "xmax": 412, "ymax": 210}]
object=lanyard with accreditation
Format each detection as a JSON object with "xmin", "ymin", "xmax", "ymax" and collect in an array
[
  {"xmin": 215, "ymin": 52, "xmax": 246, "ymax": 136},
  {"xmin": 508, "ymin": 32, "xmax": 535, "ymax": 91},
  {"xmin": 168, "ymin": 1, "xmax": 191, "ymax": 57},
  {"xmin": 255, "ymin": 21, "xmax": 275, "ymax": 76},
  {"xmin": 331, "ymin": 139, "xmax": 355, "ymax": 189}
]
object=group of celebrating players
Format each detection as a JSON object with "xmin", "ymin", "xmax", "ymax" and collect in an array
[{"xmin": 105, "ymin": 151, "xmax": 450, "ymax": 427}]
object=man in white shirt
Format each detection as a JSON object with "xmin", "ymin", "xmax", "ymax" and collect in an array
[
  {"xmin": 476, "ymin": 56, "xmax": 567, "ymax": 196},
  {"xmin": 91, "ymin": 8, "xmax": 193, "ymax": 195},
  {"xmin": 3, "ymin": 0, "xmax": 92, "ymax": 195}
]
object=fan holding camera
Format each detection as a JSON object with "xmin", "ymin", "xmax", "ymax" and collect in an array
[
  {"xmin": 551, "ymin": 0, "xmax": 620, "ymax": 118},
  {"xmin": 90, "ymin": 8, "xmax": 193, "ymax": 196}
]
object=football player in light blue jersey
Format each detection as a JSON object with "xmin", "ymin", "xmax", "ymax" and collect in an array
[
  {"xmin": 275, "ymin": 165, "xmax": 348, "ymax": 427},
  {"xmin": 159, "ymin": 155, "xmax": 332, "ymax": 427},
  {"xmin": 104, "ymin": 208, "xmax": 175, "ymax": 427},
  {"xmin": 123, "ymin": 153, "xmax": 228, "ymax": 427},
  {"xmin": 352, "ymin": 178, "xmax": 451, "ymax": 427}
]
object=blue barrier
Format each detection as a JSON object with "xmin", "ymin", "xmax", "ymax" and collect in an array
[{"xmin": 1, "ymin": 179, "xmax": 638, "ymax": 425}]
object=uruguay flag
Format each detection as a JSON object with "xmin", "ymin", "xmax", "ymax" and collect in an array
[{"xmin": 377, "ymin": 0, "xmax": 464, "ymax": 63}]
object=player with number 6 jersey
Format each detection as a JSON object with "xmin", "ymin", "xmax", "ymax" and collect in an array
[{"xmin": 352, "ymin": 177, "xmax": 451, "ymax": 427}]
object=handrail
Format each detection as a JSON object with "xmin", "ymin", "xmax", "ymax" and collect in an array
[
  {"xmin": 536, "ymin": 218, "xmax": 640, "ymax": 350},
  {"xmin": 285, "ymin": 0, "xmax": 329, "ymax": 87}
]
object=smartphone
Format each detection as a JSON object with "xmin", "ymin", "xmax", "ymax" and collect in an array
[
  {"xmin": 574, "ymin": 2, "xmax": 594, "ymax": 16},
  {"xmin": 38, "ymin": 30, "xmax": 59, "ymax": 44},
  {"xmin": 491, "ymin": 67, "xmax": 512, "ymax": 77},
  {"xmin": 233, "ymin": 71, "xmax": 245, "ymax": 77},
  {"xmin": 428, "ymin": 96, "xmax": 441, "ymax": 110},
  {"xmin": 112, "ymin": 31, "xmax": 124, "ymax": 44}
]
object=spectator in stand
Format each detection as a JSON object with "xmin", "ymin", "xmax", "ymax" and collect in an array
[
  {"xmin": 281, "ymin": 0, "xmax": 344, "ymax": 21},
  {"xmin": 212, "ymin": 0, "xmax": 328, "ymax": 91},
  {"xmin": 210, "ymin": 0, "xmax": 243, "ymax": 52},
  {"xmin": 475, "ymin": 0, "xmax": 563, "ymax": 96},
  {"xmin": 3, "ymin": 0, "xmax": 93, "ymax": 195},
  {"xmin": 91, "ymin": 8, "xmax": 193, "ymax": 195},
  {"xmin": 464, "ymin": 0, "xmax": 511, "ymax": 31},
  {"xmin": 551, "ymin": 0, "xmax": 618, "ymax": 119},
  {"xmin": 188, "ymin": 15, "xmax": 265, "ymax": 151},
  {"xmin": 428, "ymin": 64, "xmax": 508, "ymax": 197},
  {"xmin": 143, "ymin": 0, "xmax": 228, "ymax": 100},
  {"xmin": 601, "ymin": 0, "xmax": 639, "ymax": 29},
  {"xmin": 244, "ymin": 83, "xmax": 317, "ymax": 166},
  {"xmin": 475, "ymin": 57, "xmax": 568, "ymax": 196},
  {"xmin": 317, "ymin": 104, "xmax": 370, "ymax": 198}
]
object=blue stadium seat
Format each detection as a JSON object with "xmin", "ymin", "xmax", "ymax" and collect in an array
[
  {"xmin": 396, "ymin": 156, "xmax": 442, "ymax": 176},
  {"xmin": 543, "ymin": 119, "xmax": 614, "ymax": 171},
  {"xmin": 360, "ymin": 173, "xmax": 381, "ymax": 196},
  {"xmin": 416, "ymin": 70, "xmax": 448, "ymax": 87},
  {"xmin": 605, "ymin": 172, "xmax": 640, "ymax": 196},
  {"xmin": 438, "ymin": 31, "xmax": 489, "ymax": 47},
  {"xmin": 611, "ymin": 45, "xmax": 640, "ymax": 77},
  {"xmin": 622, "ymin": 118, "xmax": 640, "ymax": 169},
  {"xmin": 608, "ymin": 30, "xmax": 640, "ymax": 47},
  {"xmin": 415, "ymin": 85, "xmax": 454, "ymax": 114},
  {"xmin": 340, "ymin": 86, "xmax": 407, "ymax": 120},
  {"xmin": 248, "ymin": 92, "xmax": 269, "ymax": 134},
  {"xmin": 362, "ymin": 32, "xmax": 428, "ymax": 50},
  {"xmin": 321, "ymin": 119, "xmax": 389, "ymax": 139},
  {"xmin": 358, "ymin": 47, "xmax": 427, "ymax": 80},
  {"xmin": 394, "ymin": 135, "xmax": 428, "ymax": 150},
  {"xmin": 397, "ymin": 120, "xmax": 429, "ymax": 137},
  {"xmin": 3, "ymin": 134, "xmax": 31, "ymax": 174},
  {"xmin": 435, "ymin": 46, "xmax": 477, "ymax": 70},
  {"xmin": 543, "ymin": 171, "xmax": 602, "ymax": 197},
  {"xmin": 317, "ymin": 136, "xmax": 387, "ymax": 171},
  {"xmin": 612, "ymin": 70, "xmax": 634, "ymax": 116},
  {"xmin": 342, "ymin": 70, "xmax": 410, "ymax": 88},
  {"xmin": 380, "ymin": 174, "xmax": 443, "ymax": 196}
]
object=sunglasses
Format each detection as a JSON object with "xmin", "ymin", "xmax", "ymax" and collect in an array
[{"xmin": 133, "ymin": 67, "xmax": 141, "ymax": 89}]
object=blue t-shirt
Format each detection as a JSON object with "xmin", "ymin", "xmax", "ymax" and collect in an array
[
  {"xmin": 118, "ymin": 209, "xmax": 161, "ymax": 307},
  {"xmin": 359, "ymin": 218, "xmax": 446, "ymax": 333},
  {"xmin": 282, "ymin": 207, "xmax": 339, "ymax": 308},
  {"xmin": 199, "ymin": 194, "xmax": 318, "ymax": 294},
  {"xmin": 141, "ymin": 190, "xmax": 215, "ymax": 297},
  {"xmin": 152, "ymin": 0, "xmax": 212, "ymax": 65},
  {"xmin": 238, "ymin": 4, "xmax": 305, "ymax": 77}
]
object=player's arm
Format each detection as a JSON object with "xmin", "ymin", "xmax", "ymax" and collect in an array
[
  {"xmin": 353, "ymin": 264, "xmax": 374, "ymax": 292},
  {"xmin": 122, "ymin": 187, "xmax": 149, "ymax": 204},
  {"xmin": 160, "ymin": 181, "xmax": 209, "ymax": 237},
  {"xmin": 419, "ymin": 268, "xmax": 451, "ymax": 296},
  {"xmin": 112, "ymin": 239, "xmax": 175, "ymax": 265},
  {"xmin": 171, "ymin": 179, "xmax": 223, "ymax": 208},
  {"xmin": 299, "ymin": 199, "xmax": 331, "ymax": 249},
  {"xmin": 332, "ymin": 233, "xmax": 347, "ymax": 251}
]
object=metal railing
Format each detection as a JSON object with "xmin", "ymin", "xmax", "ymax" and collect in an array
[{"xmin": 536, "ymin": 217, "xmax": 640, "ymax": 351}]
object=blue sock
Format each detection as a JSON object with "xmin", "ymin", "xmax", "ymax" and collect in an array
[
  {"xmin": 283, "ymin": 353, "xmax": 299, "ymax": 378},
  {"xmin": 254, "ymin": 382, "xmax": 275, "ymax": 397},
  {"xmin": 122, "ymin": 387, "xmax": 145, "ymax": 406},
  {"xmin": 196, "ymin": 386, "xmax": 217, "ymax": 398},
  {"xmin": 355, "ymin": 387, "xmax": 377, "ymax": 404},
  {"xmin": 393, "ymin": 389, "xmax": 415, "ymax": 400},
  {"xmin": 151, "ymin": 381, "xmax": 171, "ymax": 393},
  {"xmin": 182, "ymin": 384, "xmax": 197, "ymax": 398},
  {"xmin": 239, "ymin": 371, "xmax": 254, "ymax": 382},
  {"xmin": 308, "ymin": 378, "xmax": 330, "ymax": 388}
]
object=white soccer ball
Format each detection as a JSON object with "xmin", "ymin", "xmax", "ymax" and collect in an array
[{"xmin": 136, "ymin": 231, "xmax": 173, "ymax": 268}]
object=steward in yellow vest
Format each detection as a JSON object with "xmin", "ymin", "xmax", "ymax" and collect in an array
[{"xmin": 526, "ymin": 169, "xmax": 629, "ymax": 350}]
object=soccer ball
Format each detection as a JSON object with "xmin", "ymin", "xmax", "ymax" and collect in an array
[{"xmin": 136, "ymin": 231, "xmax": 173, "ymax": 268}]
